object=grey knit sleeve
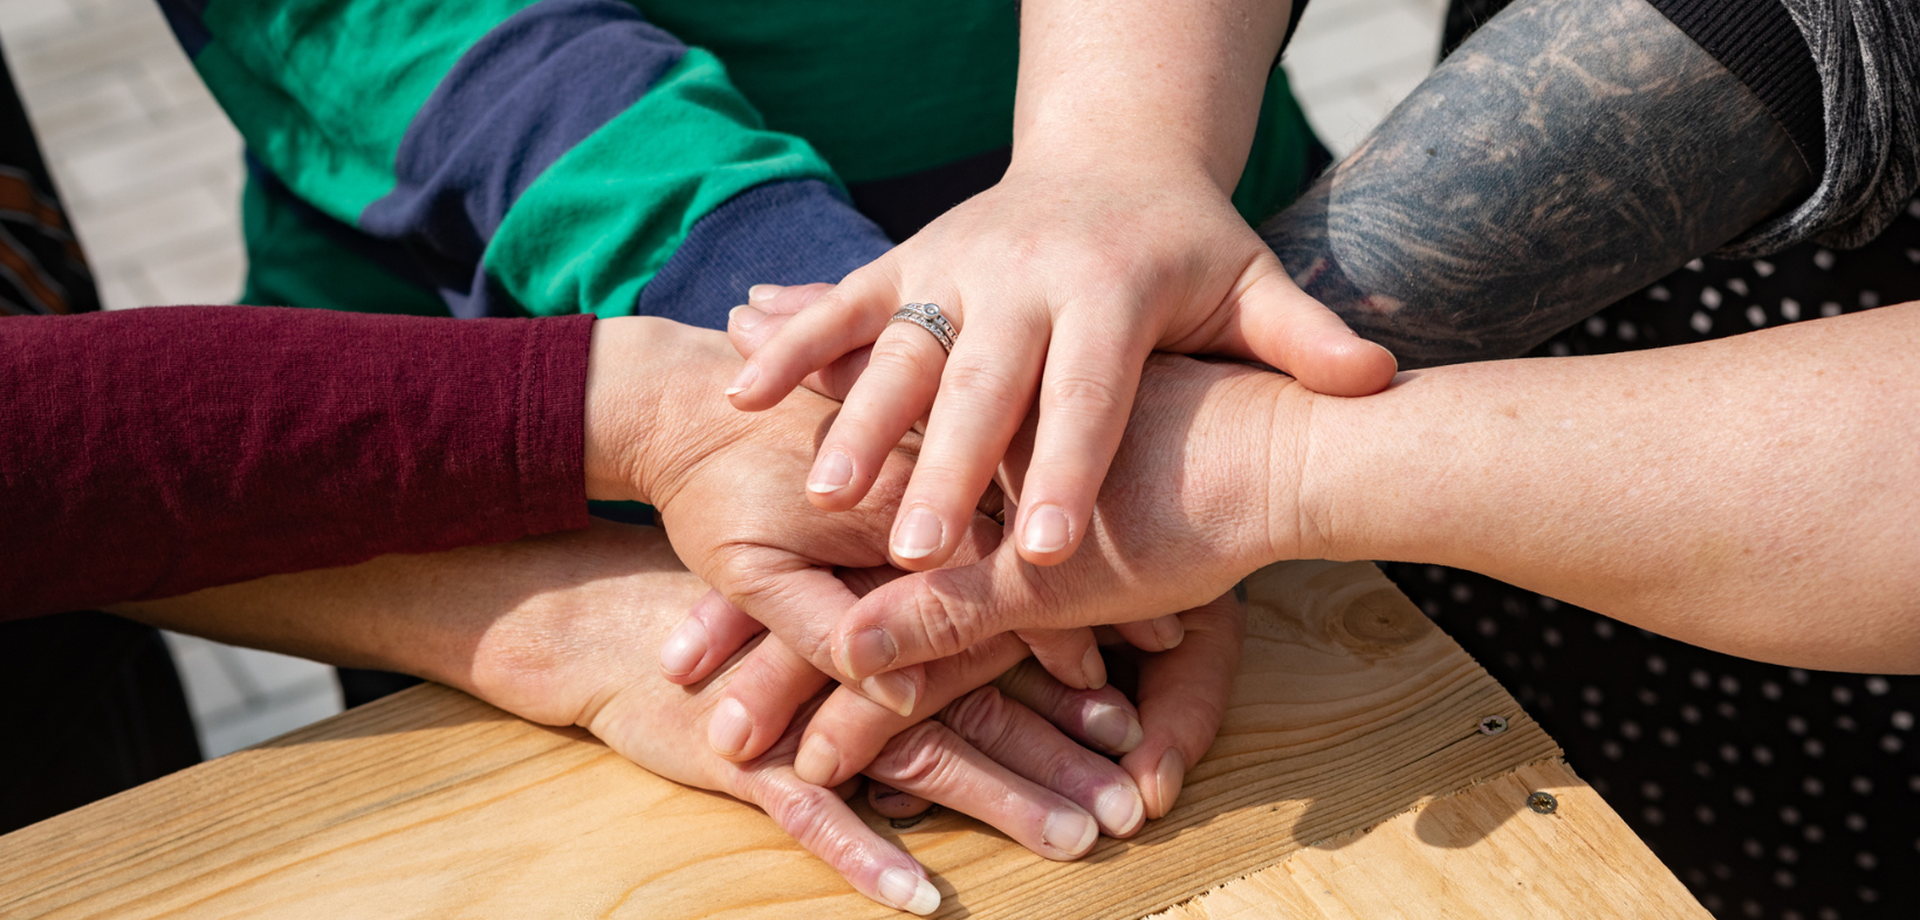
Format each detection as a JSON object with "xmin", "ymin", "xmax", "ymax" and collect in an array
[{"xmin": 1722, "ymin": 0, "xmax": 1920, "ymax": 256}]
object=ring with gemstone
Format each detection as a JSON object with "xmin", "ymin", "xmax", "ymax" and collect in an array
[{"xmin": 887, "ymin": 302, "xmax": 958, "ymax": 353}]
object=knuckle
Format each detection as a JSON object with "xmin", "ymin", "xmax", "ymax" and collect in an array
[
  {"xmin": 710, "ymin": 557, "xmax": 831, "ymax": 664},
  {"xmin": 907, "ymin": 581, "xmax": 974, "ymax": 660},
  {"xmin": 765, "ymin": 783, "xmax": 856, "ymax": 861},
  {"xmin": 991, "ymin": 659, "xmax": 1060, "ymax": 711},
  {"xmin": 1033, "ymin": 747, "xmax": 1099, "ymax": 795},
  {"xmin": 936, "ymin": 686, "xmax": 1012, "ymax": 749},
  {"xmin": 1043, "ymin": 372, "xmax": 1132, "ymax": 423},
  {"xmin": 864, "ymin": 337, "xmax": 946, "ymax": 387},
  {"xmin": 867, "ymin": 721, "xmax": 957, "ymax": 788},
  {"xmin": 764, "ymin": 779, "xmax": 832, "ymax": 831},
  {"xmin": 939, "ymin": 357, "xmax": 1027, "ymax": 404}
]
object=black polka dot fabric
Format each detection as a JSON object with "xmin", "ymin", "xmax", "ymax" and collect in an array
[{"xmin": 1382, "ymin": 196, "xmax": 1920, "ymax": 919}]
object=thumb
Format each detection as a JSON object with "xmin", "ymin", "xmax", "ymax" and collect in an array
[{"xmin": 1214, "ymin": 254, "xmax": 1398, "ymax": 397}]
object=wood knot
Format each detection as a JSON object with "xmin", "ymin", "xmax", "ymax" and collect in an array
[{"xmin": 1329, "ymin": 588, "xmax": 1435, "ymax": 655}]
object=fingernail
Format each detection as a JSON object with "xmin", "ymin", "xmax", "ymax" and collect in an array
[
  {"xmin": 728, "ymin": 304, "xmax": 762, "ymax": 329},
  {"xmin": 1155, "ymin": 748, "xmax": 1187, "ymax": 817},
  {"xmin": 1094, "ymin": 785, "xmax": 1145, "ymax": 836},
  {"xmin": 892, "ymin": 507, "xmax": 944, "ymax": 559},
  {"xmin": 1041, "ymin": 807, "xmax": 1099, "ymax": 857},
  {"xmin": 747, "ymin": 283, "xmax": 779, "ymax": 306},
  {"xmin": 1081, "ymin": 644, "xmax": 1108, "ymax": 690},
  {"xmin": 861, "ymin": 670, "xmax": 918, "ymax": 718},
  {"xmin": 1021, "ymin": 505, "xmax": 1072, "ymax": 555},
  {"xmin": 1084, "ymin": 702, "xmax": 1143, "ymax": 754},
  {"xmin": 794, "ymin": 733, "xmax": 841, "ymax": 786},
  {"xmin": 843, "ymin": 627, "xmax": 898, "ymax": 679},
  {"xmin": 724, "ymin": 363, "xmax": 759, "ymax": 397},
  {"xmin": 708, "ymin": 698, "xmax": 752, "ymax": 757},
  {"xmin": 877, "ymin": 867, "xmax": 940, "ymax": 916},
  {"xmin": 807, "ymin": 451, "xmax": 854, "ymax": 493},
  {"xmin": 658, "ymin": 619, "xmax": 710, "ymax": 677},
  {"xmin": 1153, "ymin": 614, "xmax": 1186, "ymax": 650}
]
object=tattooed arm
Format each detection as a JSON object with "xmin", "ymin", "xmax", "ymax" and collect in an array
[{"xmin": 1263, "ymin": 0, "xmax": 1812, "ymax": 365}]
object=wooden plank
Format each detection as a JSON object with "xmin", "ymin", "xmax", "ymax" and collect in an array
[
  {"xmin": 1152, "ymin": 760, "xmax": 1713, "ymax": 920},
  {"xmin": 0, "ymin": 561, "xmax": 1639, "ymax": 919}
]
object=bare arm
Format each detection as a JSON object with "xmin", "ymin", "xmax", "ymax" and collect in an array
[
  {"xmin": 1298, "ymin": 304, "xmax": 1920, "ymax": 672},
  {"xmin": 1013, "ymin": 0, "xmax": 1293, "ymax": 190},
  {"xmin": 110, "ymin": 523, "xmax": 1155, "ymax": 914},
  {"xmin": 826, "ymin": 310, "xmax": 1920, "ymax": 681},
  {"xmin": 1263, "ymin": 0, "xmax": 1812, "ymax": 365}
]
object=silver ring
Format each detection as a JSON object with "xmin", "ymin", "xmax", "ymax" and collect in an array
[{"xmin": 887, "ymin": 302, "xmax": 958, "ymax": 353}]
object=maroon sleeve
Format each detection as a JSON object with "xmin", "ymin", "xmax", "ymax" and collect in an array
[{"xmin": 1, "ymin": 306, "xmax": 595, "ymax": 619}]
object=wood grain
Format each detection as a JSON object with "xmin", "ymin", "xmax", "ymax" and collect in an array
[
  {"xmin": 0, "ymin": 561, "xmax": 1688, "ymax": 918},
  {"xmin": 1152, "ymin": 760, "xmax": 1713, "ymax": 920}
]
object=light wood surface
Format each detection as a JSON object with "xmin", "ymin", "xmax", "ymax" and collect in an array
[
  {"xmin": 1151, "ymin": 759, "xmax": 1712, "ymax": 920},
  {"xmin": 0, "ymin": 561, "xmax": 1702, "ymax": 918}
]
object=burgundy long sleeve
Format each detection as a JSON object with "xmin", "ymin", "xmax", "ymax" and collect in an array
[{"xmin": 2, "ymin": 306, "xmax": 595, "ymax": 619}]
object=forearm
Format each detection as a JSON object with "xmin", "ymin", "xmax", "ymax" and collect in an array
[
  {"xmin": 177, "ymin": 0, "xmax": 860, "ymax": 323},
  {"xmin": 1013, "ymin": 0, "xmax": 1293, "ymax": 188},
  {"xmin": 1260, "ymin": 0, "xmax": 1811, "ymax": 366},
  {"xmin": 1294, "ymin": 304, "xmax": 1920, "ymax": 672},
  {"xmin": 1, "ymin": 308, "xmax": 591, "ymax": 619},
  {"xmin": 111, "ymin": 522, "xmax": 703, "ymax": 715}
]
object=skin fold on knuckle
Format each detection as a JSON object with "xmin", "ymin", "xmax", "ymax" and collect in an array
[
  {"xmin": 763, "ymin": 781, "xmax": 879, "ymax": 878},
  {"xmin": 901, "ymin": 577, "xmax": 978, "ymax": 663},
  {"xmin": 990, "ymin": 659, "xmax": 1056, "ymax": 705},
  {"xmin": 935, "ymin": 354, "xmax": 1032, "ymax": 414},
  {"xmin": 933, "ymin": 686, "xmax": 1017, "ymax": 753},
  {"xmin": 862, "ymin": 331, "xmax": 948, "ymax": 388},
  {"xmin": 866, "ymin": 721, "xmax": 965, "ymax": 792},
  {"xmin": 713, "ymin": 563, "xmax": 835, "ymax": 668},
  {"xmin": 1040, "ymin": 370, "xmax": 1136, "ymax": 429}
]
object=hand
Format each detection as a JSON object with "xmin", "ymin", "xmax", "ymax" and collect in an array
[
  {"xmin": 730, "ymin": 301, "xmax": 1306, "ymax": 682},
  {"xmin": 722, "ymin": 163, "xmax": 1394, "ymax": 577},
  {"xmin": 115, "ymin": 521, "xmax": 1175, "ymax": 914},
  {"xmin": 673, "ymin": 584, "xmax": 1248, "ymax": 826},
  {"xmin": 587, "ymin": 318, "xmax": 1121, "ymax": 722}
]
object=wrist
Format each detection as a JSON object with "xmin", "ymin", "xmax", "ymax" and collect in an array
[
  {"xmin": 1009, "ymin": 131, "xmax": 1231, "ymax": 195},
  {"xmin": 588, "ymin": 318, "xmax": 748, "ymax": 508},
  {"xmin": 1267, "ymin": 380, "xmax": 1345, "ymax": 565},
  {"xmin": 583, "ymin": 316, "xmax": 677, "ymax": 504}
]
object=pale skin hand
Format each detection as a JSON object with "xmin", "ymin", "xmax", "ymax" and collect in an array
[
  {"xmin": 108, "ymin": 521, "xmax": 1189, "ymax": 914},
  {"xmin": 725, "ymin": 0, "xmax": 1395, "ymax": 584}
]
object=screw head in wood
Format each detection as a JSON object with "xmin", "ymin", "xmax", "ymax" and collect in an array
[
  {"xmin": 1478, "ymin": 715, "xmax": 1508, "ymax": 736},
  {"xmin": 1527, "ymin": 791, "xmax": 1559, "ymax": 815}
]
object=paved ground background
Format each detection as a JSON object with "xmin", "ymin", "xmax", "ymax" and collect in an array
[{"xmin": 0, "ymin": 0, "xmax": 1446, "ymax": 757}]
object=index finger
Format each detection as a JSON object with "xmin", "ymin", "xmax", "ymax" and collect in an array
[
  {"xmin": 735, "ymin": 749, "xmax": 942, "ymax": 914},
  {"xmin": 833, "ymin": 539, "xmax": 1142, "ymax": 680}
]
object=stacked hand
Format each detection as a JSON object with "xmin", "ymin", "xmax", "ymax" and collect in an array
[
  {"xmin": 580, "ymin": 320, "xmax": 1254, "ymax": 881},
  {"xmin": 721, "ymin": 161, "xmax": 1392, "ymax": 591},
  {"xmin": 663, "ymin": 289, "xmax": 1329, "ymax": 848},
  {"xmin": 120, "ymin": 520, "xmax": 1236, "ymax": 914}
]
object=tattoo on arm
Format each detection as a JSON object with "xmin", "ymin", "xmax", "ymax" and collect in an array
[{"xmin": 1262, "ymin": 0, "xmax": 1810, "ymax": 366}]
